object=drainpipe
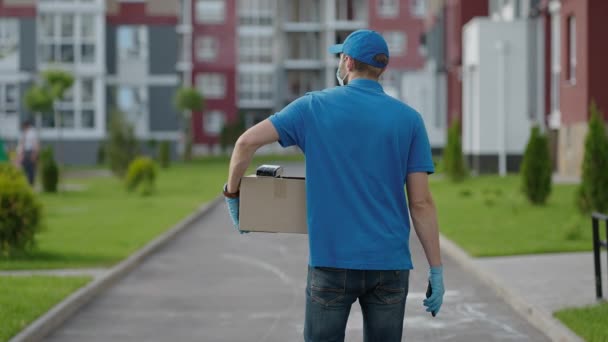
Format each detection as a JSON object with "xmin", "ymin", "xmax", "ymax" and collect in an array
[{"xmin": 496, "ymin": 40, "xmax": 508, "ymax": 177}]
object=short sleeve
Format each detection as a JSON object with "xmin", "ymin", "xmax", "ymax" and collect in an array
[
  {"xmin": 269, "ymin": 95, "xmax": 309, "ymax": 149},
  {"xmin": 407, "ymin": 115, "xmax": 435, "ymax": 175}
]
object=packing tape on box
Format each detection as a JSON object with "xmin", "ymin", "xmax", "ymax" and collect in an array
[{"xmin": 273, "ymin": 178, "xmax": 287, "ymax": 198}]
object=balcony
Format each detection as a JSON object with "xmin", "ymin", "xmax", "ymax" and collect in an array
[
  {"xmin": 283, "ymin": 22, "xmax": 323, "ymax": 32},
  {"xmin": 284, "ymin": 59, "xmax": 324, "ymax": 70}
]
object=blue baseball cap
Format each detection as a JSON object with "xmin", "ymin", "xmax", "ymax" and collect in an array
[{"xmin": 328, "ymin": 29, "xmax": 389, "ymax": 68}]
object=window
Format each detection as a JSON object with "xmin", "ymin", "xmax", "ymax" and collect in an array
[
  {"xmin": 239, "ymin": 35, "xmax": 273, "ymax": 63},
  {"xmin": 239, "ymin": 0, "xmax": 275, "ymax": 25},
  {"xmin": 38, "ymin": 13, "xmax": 96, "ymax": 64},
  {"xmin": 0, "ymin": 20, "xmax": 19, "ymax": 64},
  {"xmin": 117, "ymin": 86, "xmax": 147, "ymax": 128},
  {"xmin": 196, "ymin": 0, "xmax": 226, "ymax": 24},
  {"xmin": 203, "ymin": 110, "xmax": 225, "ymax": 135},
  {"xmin": 336, "ymin": 0, "xmax": 358, "ymax": 21},
  {"xmin": 410, "ymin": 0, "xmax": 426, "ymax": 18},
  {"xmin": 378, "ymin": 0, "xmax": 398, "ymax": 18},
  {"xmin": 567, "ymin": 15, "xmax": 576, "ymax": 84},
  {"xmin": 0, "ymin": 84, "xmax": 18, "ymax": 116},
  {"xmin": 117, "ymin": 26, "xmax": 148, "ymax": 60},
  {"xmin": 384, "ymin": 31, "xmax": 407, "ymax": 56},
  {"xmin": 239, "ymin": 72, "xmax": 273, "ymax": 101},
  {"xmin": 196, "ymin": 36, "xmax": 218, "ymax": 62},
  {"xmin": 81, "ymin": 14, "xmax": 96, "ymax": 63},
  {"xmin": 283, "ymin": 0, "xmax": 319, "ymax": 23},
  {"xmin": 197, "ymin": 73, "xmax": 226, "ymax": 99}
]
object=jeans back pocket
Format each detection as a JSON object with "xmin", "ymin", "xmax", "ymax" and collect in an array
[
  {"xmin": 374, "ymin": 270, "xmax": 409, "ymax": 305},
  {"xmin": 309, "ymin": 267, "xmax": 347, "ymax": 306}
]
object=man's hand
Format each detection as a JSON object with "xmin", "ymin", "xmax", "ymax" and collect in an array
[
  {"xmin": 423, "ymin": 266, "xmax": 445, "ymax": 316},
  {"xmin": 224, "ymin": 196, "xmax": 248, "ymax": 234}
]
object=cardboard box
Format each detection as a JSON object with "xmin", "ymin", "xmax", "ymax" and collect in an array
[{"xmin": 239, "ymin": 175, "xmax": 308, "ymax": 234}]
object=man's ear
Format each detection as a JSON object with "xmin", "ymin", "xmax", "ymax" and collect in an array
[{"xmin": 346, "ymin": 56, "xmax": 355, "ymax": 72}]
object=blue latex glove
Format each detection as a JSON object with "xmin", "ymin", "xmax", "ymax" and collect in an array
[
  {"xmin": 423, "ymin": 266, "xmax": 445, "ymax": 316},
  {"xmin": 224, "ymin": 196, "xmax": 248, "ymax": 234}
]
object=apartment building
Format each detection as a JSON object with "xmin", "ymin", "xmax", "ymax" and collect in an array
[
  {"xmin": 549, "ymin": 0, "xmax": 608, "ymax": 178},
  {"xmin": 0, "ymin": 0, "xmax": 182, "ymax": 164},
  {"xmin": 189, "ymin": 0, "xmax": 428, "ymax": 153}
]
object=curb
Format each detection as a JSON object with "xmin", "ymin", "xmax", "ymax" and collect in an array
[
  {"xmin": 9, "ymin": 196, "xmax": 223, "ymax": 342},
  {"xmin": 439, "ymin": 234, "xmax": 584, "ymax": 342}
]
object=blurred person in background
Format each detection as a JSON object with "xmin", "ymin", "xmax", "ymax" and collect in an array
[{"xmin": 17, "ymin": 119, "xmax": 39, "ymax": 186}]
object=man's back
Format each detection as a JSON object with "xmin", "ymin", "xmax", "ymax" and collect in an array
[{"xmin": 270, "ymin": 78, "xmax": 434, "ymax": 270}]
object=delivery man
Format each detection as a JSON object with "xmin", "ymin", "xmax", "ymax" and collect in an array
[{"xmin": 223, "ymin": 29, "xmax": 444, "ymax": 342}]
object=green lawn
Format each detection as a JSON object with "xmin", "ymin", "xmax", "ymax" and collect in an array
[
  {"xmin": 0, "ymin": 276, "xmax": 91, "ymax": 342},
  {"xmin": 555, "ymin": 303, "xmax": 608, "ymax": 342},
  {"xmin": 0, "ymin": 154, "xmax": 304, "ymax": 270},
  {"xmin": 430, "ymin": 175, "xmax": 603, "ymax": 257}
]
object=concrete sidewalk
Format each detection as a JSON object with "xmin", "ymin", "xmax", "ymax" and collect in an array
[{"xmin": 475, "ymin": 251, "xmax": 608, "ymax": 315}]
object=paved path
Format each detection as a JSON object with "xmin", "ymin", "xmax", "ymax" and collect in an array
[
  {"xmin": 476, "ymin": 251, "xmax": 608, "ymax": 314},
  {"xmin": 45, "ymin": 164, "xmax": 550, "ymax": 342}
]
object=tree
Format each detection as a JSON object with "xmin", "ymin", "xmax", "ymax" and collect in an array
[
  {"xmin": 578, "ymin": 101, "xmax": 608, "ymax": 213},
  {"xmin": 106, "ymin": 110, "xmax": 138, "ymax": 177},
  {"xmin": 521, "ymin": 126, "xmax": 552, "ymax": 205},
  {"xmin": 443, "ymin": 118, "xmax": 467, "ymax": 182},
  {"xmin": 23, "ymin": 70, "xmax": 74, "ymax": 163},
  {"xmin": 23, "ymin": 85, "xmax": 54, "ymax": 126},
  {"xmin": 174, "ymin": 87, "xmax": 204, "ymax": 161}
]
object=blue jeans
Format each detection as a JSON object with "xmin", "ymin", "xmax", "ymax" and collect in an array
[{"xmin": 304, "ymin": 266, "xmax": 410, "ymax": 342}]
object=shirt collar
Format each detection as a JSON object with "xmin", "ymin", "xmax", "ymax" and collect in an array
[{"xmin": 347, "ymin": 78, "xmax": 384, "ymax": 92}]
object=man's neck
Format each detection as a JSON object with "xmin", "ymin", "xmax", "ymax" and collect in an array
[{"xmin": 348, "ymin": 74, "xmax": 379, "ymax": 83}]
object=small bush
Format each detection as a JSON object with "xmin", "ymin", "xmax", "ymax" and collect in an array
[
  {"xmin": 444, "ymin": 119, "xmax": 467, "ymax": 182},
  {"xmin": 220, "ymin": 113, "xmax": 246, "ymax": 152},
  {"xmin": 0, "ymin": 163, "xmax": 26, "ymax": 182},
  {"xmin": 106, "ymin": 110, "xmax": 138, "ymax": 178},
  {"xmin": 158, "ymin": 141, "xmax": 171, "ymax": 169},
  {"xmin": 520, "ymin": 126, "xmax": 552, "ymax": 205},
  {"xmin": 125, "ymin": 157, "xmax": 157, "ymax": 196},
  {"xmin": 0, "ymin": 164, "xmax": 43, "ymax": 255},
  {"xmin": 578, "ymin": 101, "xmax": 608, "ymax": 213},
  {"xmin": 39, "ymin": 147, "xmax": 59, "ymax": 193}
]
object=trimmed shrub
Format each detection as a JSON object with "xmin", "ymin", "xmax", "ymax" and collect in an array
[
  {"xmin": 106, "ymin": 110, "xmax": 138, "ymax": 177},
  {"xmin": 0, "ymin": 163, "xmax": 26, "ymax": 182},
  {"xmin": 220, "ymin": 113, "xmax": 246, "ymax": 152},
  {"xmin": 578, "ymin": 101, "xmax": 608, "ymax": 213},
  {"xmin": 443, "ymin": 118, "xmax": 467, "ymax": 182},
  {"xmin": 520, "ymin": 126, "xmax": 552, "ymax": 205},
  {"xmin": 158, "ymin": 141, "xmax": 171, "ymax": 169},
  {"xmin": 125, "ymin": 156, "xmax": 157, "ymax": 196},
  {"xmin": 0, "ymin": 164, "xmax": 43, "ymax": 255},
  {"xmin": 39, "ymin": 147, "xmax": 59, "ymax": 193}
]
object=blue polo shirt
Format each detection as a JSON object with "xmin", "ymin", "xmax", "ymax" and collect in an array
[{"xmin": 269, "ymin": 78, "xmax": 434, "ymax": 270}]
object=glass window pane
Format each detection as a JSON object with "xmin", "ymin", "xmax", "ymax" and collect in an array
[
  {"xmin": 196, "ymin": 0, "xmax": 226, "ymax": 23},
  {"xmin": 117, "ymin": 26, "xmax": 147, "ymax": 59},
  {"xmin": 81, "ymin": 14, "xmax": 95, "ymax": 40},
  {"xmin": 39, "ymin": 14, "xmax": 55, "ymax": 39},
  {"xmin": 60, "ymin": 44, "xmax": 74, "ymax": 62},
  {"xmin": 41, "ymin": 113, "xmax": 55, "ymax": 128},
  {"xmin": 60, "ymin": 110, "xmax": 75, "ymax": 128},
  {"xmin": 203, "ymin": 110, "xmax": 225, "ymax": 135},
  {"xmin": 5, "ymin": 84, "xmax": 17, "ymax": 106},
  {"xmin": 81, "ymin": 44, "xmax": 95, "ymax": 63},
  {"xmin": 39, "ymin": 44, "xmax": 55, "ymax": 63},
  {"xmin": 81, "ymin": 109, "xmax": 95, "ymax": 128},
  {"xmin": 60, "ymin": 14, "xmax": 74, "ymax": 38},
  {"xmin": 81, "ymin": 78, "xmax": 94, "ymax": 103}
]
